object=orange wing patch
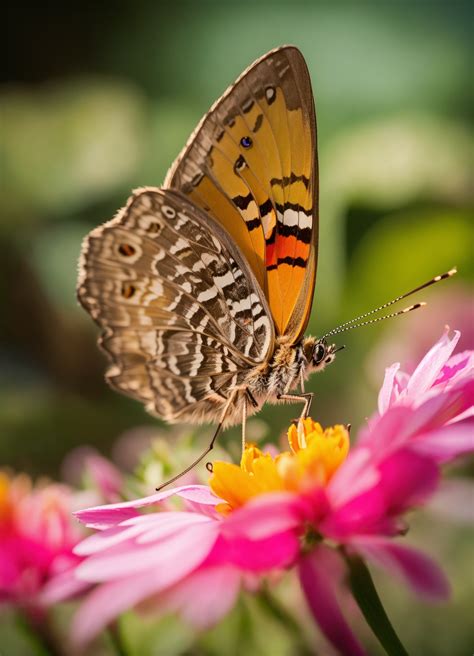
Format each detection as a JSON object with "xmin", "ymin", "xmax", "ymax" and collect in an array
[
  {"xmin": 185, "ymin": 158, "xmax": 267, "ymax": 291},
  {"xmin": 260, "ymin": 80, "xmax": 315, "ymax": 337}
]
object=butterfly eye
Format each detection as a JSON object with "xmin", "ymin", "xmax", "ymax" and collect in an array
[
  {"xmin": 313, "ymin": 343, "xmax": 326, "ymax": 365},
  {"xmin": 240, "ymin": 136, "xmax": 253, "ymax": 148}
]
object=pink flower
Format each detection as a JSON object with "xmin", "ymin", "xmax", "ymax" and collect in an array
[
  {"xmin": 376, "ymin": 327, "xmax": 473, "ymax": 415},
  {"xmin": 67, "ymin": 332, "xmax": 474, "ymax": 653},
  {"xmin": 61, "ymin": 446, "xmax": 124, "ymax": 504},
  {"xmin": 0, "ymin": 472, "xmax": 84, "ymax": 610},
  {"xmin": 62, "ymin": 485, "xmax": 295, "ymax": 646},
  {"xmin": 363, "ymin": 328, "xmax": 474, "ymax": 463}
]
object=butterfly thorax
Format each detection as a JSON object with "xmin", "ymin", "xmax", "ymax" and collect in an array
[{"xmin": 246, "ymin": 336, "xmax": 336, "ymax": 402}]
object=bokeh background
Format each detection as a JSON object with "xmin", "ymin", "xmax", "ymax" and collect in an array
[{"xmin": 2, "ymin": 1, "xmax": 473, "ymax": 654}]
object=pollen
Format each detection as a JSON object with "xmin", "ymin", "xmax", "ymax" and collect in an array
[{"xmin": 209, "ymin": 418, "xmax": 350, "ymax": 513}]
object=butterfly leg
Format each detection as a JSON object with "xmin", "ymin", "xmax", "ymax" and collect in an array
[
  {"xmin": 241, "ymin": 394, "xmax": 248, "ymax": 455},
  {"xmin": 277, "ymin": 392, "xmax": 314, "ymax": 420},
  {"xmin": 156, "ymin": 391, "xmax": 238, "ymax": 491},
  {"xmin": 299, "ymin": 368, "xmax": 306, "ymax": 393},
  {"xmin": 241, "ymin": 389, "xmax": 259, "ymax": 455}
]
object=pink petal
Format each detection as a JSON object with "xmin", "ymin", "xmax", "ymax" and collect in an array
[
  {"xmin": 71, "ymin": 524, "xmax": 220, "ymax": 645},
  {"xmin": 72, "ymin": 571, "xmax": 173, "ymax": 646},
  {"xmin": 41, "ymin": 568, "xmax": 91, "ymax": 605},
  {"xmin": 378, "ymin": 450, "xmax": 439, "ymax": 513},
  {"xmin": 182, "ymin": 498, "xmax": 222, "ymax": 520},
  {"xmin": 448, "ymin": 406, "xmax": 474, "ymax": 423},
  {"xmin": 406, "ymin": 329, "xmax": 460, "ymax": 398},
  {"xmin": 74, "ymin": 524, "xmax": 150, "ymax": 557},
  {"xmin": 328, "ymin": 448, "xmax": 380, "ymax": 507},
  {"xmin": 351, "ymin": 537, "xmax": 450, "ymax": 601},
  {"xmin": 399, "ymin": 379, "xmax": 474, "ymax": 440},
  {"xmin": 363, "ymin": 379, "xmax": 474, "ymax": 458},
  {"xmin": 76, "ymin": 521, "xmax": 218, "ymax": 581},
  {"xmin": 74, "ymin": 485, "xmax": 219, "ymax": 529},
  {"xmin": 159, "ymin": 566, "xmax": 242, "ymax": 629},
  {"xmin": 74, "ymin": 512, "xmax": 211, "ymax": 556},
  {"xmin": 209, "ymin": 531, "xmax": 300, "ymax": 571},
  {"xmin": 325, "ymin": 450, "xmax": 439, "ymax": 539},
  {"xmin": 434, "ymin": 350, "xmax": 474, "ymax": 387},
  {"xmin": 299, "ymin": 546, "xmax": 365, "ymax": 656},
  {"xmin": 176, "ymin": 486, "xmax": 223, "ymax": 506},
  {"xmin": 84, "ymin": 454, "xmax": 123, "ymax": 502},
  {"xmin": 222, "ymin": 492, "xmax": 306, "ymax": 540},
  {"xmin": 321, "ymin": 485, "xmax": 389, "ymax": 540},
  {"xmin": 135, "ymin": 513, "xmax": 215, "ymax": 544},
  {"xmin": 394, "ymin": 370, "xmax": 410, "ymax": 392},
  {"xmin": 358, "ymin": 406, "xmax": 414, "ymax": 457},
  {"xmin": 411, "ymin": 419, "xmax": 474, "ymax": 463},
  {"xmin": 378, "ymin": 362, "xmax": 400, "ymax": 414}
]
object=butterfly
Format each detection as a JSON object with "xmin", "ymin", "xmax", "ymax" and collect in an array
[{"xmin": 77, "ymin": 46, "xmax": 455, "ymax": 482}]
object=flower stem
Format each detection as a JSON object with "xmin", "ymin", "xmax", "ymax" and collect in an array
[
  {"xmin": 108, "ymin": 621, "xmax": 129, "ymax": 656},
  {"xmin": 16, "ymin": 609, "xmax": 66, "ymax": 656},
  {"xmin": 258, "ymin": 585, "xmax": 315, "ymax": 655},
  {"xmin": 345, "ymin": 554, "xmax": 410, "ymax": 656}
]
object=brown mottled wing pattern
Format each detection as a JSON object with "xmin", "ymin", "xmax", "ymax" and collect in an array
[
  {"xmin": 77, "ymin": 188, "xmax": 274, "ymax": 423},
  {"xmin": 165, "ymin": 45, "xmax": 318, "ymax": 343}
]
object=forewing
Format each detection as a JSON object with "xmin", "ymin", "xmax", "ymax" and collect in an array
[
  {"xmin": 165, "ymin": 46, "xmax": 318, "ymax": 342},
  {"xmin": 77, "ymin": 188, "xmax": 274, "ymax": 421}
]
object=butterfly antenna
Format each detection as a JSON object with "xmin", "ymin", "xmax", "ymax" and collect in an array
[
  {"xmin": 326, "ymin": 302, "xmax": 426, "ymax": 336},
  {"xmin": 322, "ymin": 268, "xmax": 456, "ymax": 339}
]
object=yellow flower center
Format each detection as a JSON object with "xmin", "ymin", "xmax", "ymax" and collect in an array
[{"xmin": 209, "ymin": 418, "xmax": 350, "ymax": 514}]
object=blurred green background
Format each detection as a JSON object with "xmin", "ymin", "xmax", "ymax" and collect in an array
[{"xmin": 1, "ymin": 1, "xmax": 473, "ymax": 654}]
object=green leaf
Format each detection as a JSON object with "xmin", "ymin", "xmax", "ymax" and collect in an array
[{"xmin": 346, "ymin": 554, "xmax": 409, "ymax": 656}]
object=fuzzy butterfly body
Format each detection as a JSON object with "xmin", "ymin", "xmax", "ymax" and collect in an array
[{"xmin": 78, "ymin": 46, "xmax": 336, "ymax": 432}]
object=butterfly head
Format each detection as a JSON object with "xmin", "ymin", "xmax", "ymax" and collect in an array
[{"xmin": 303, "ymin": 337, "xmax": 343, "ymax": 373}]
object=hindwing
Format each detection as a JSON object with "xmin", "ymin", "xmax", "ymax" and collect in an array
[{"xmin": 78, "ymin": 188, "xmax": 274, "ymax": 422}]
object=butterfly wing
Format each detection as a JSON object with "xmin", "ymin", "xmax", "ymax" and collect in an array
[
  {"xmin": 165, "ymin": 45, "xmax": 318, "ymax": 343},
  {"xmin": 77, "ymin": 188, "xmax": 274, "ymax": 423}
]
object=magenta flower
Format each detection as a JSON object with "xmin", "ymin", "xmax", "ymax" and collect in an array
[
  {"xmin": 0, "ymin": 472, "xmax": 84, "ymax": 609},
  {"xmin": 67, "ymin": 331, "xmax": 474, "ymax": 654}
]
